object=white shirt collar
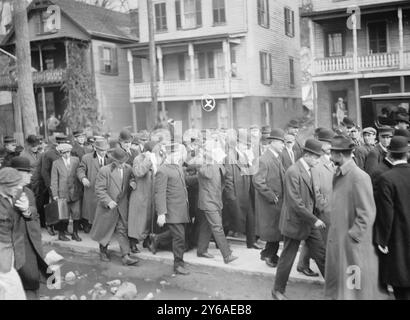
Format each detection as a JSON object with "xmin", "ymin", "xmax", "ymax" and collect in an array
[{"xmin": 393, "ymin": 159, "xmax": 408, "ymax": 165}]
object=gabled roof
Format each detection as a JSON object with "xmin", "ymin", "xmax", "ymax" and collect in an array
[{"xmin": 1, "ymin": 0, "xmax": 138, "ymax": 45}]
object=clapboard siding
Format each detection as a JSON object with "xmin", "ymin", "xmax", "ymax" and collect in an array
[{"xmin": 309, "ymin": 0, "xmax": 406, "ymax": 12}]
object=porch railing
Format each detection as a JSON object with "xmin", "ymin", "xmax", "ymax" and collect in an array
[{"xmin": 0, "ymin": 68, "xmax": 66, "ymax": 89}]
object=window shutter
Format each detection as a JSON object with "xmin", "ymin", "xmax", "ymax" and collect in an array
[
  {"xmin": 257, "ymin": 0, "xmax": 261, "ymax": 26},
  {"xmin": 98, "ymin": 46, "xmax": 104, "ymax": 73},
  {"xmin": 112, "ymin": 47, "xmax": 118, "ymax": 75},
  {"xmin": 291, "ymin": 10, "xmax": 295, "ymax": 36},
  {"xmin": 266, "ymin": 0, "xmax": 270, "ymax": 28},
  {"xmin": 268, "ymin": 53, "xmax": 272, "ymax": 84},
  {"xmin": 259, "ymin": 52, "xmax": 264, "ymax": 83},
  {"xmin": 284, "ymin": 8, "xmax": 288, "ymax": 35},
  {"xmin": 196, "ymin": 0, "xmax": 202, "ymax": 27},
  {"xmin": 175, "ymin": 0, "xmax": 182, "ymax": 29}
]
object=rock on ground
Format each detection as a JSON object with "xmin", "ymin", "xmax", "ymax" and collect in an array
[{"xmin": 115, "ymin": 282, "xmax": 138, "ymax": 300}]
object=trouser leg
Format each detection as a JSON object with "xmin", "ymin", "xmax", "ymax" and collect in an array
[
  {"xmin": 297, "ymin": 242, "xmax": 311, "ymax": 270},
  {"xmin": 246, "ymin": 209, "xmax": 256, "ymax": 247},
  {"xmin": 274, "ymin": 237, "xmax": 300, "ymax": 294},
  {"xmin": 168, "ymin": 224, "xmax": 186, "ymax": 268},
  {"xmin": 305, "ymin": 228, "xmax": 326, "ymax": 277},
  {"xmin": 115, "ymin": 214, "xmax": 131, "ymax": 257},
  {"xmin": 393, "ymin": 287, "xmax": 410, "ymax": 300},
  {"xmin": 203, "ymin": 210, "xmax": 231, "ymax": 259},
  {"xmin": 261, "ymin": 241, "xmax": 280, "ymax": 262},
  {"xmin": 197, "ymin": 211, "xmax": 213, "ymax": 255},
  {"xmin": 156, "ymin": 229, "xmax": 173, "ymax": 249}
]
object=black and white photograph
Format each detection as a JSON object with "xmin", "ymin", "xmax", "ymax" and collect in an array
[{"xmin": 0, "ymin": 0, "xmax": 410, "ymax": 307}]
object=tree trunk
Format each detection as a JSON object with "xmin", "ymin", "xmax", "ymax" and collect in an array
[
  {"xmin": 13, "ymin": 0, "xmax": 38, "ymax": 137},
  {"xmin": 147, "ymin": 0, "xmax": 158, "ymax": 129}
]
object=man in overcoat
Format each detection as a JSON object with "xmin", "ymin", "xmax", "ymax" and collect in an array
[
  {"xmin": 325, "ymin": 135, "xmax": 387, "ymax": 300},
  {"xmin": 365, "ymin": 126, "xmax": 393, "ymax": 175},
  {"xmin": 272, "ymin": 139, "xmax": 326, "ymax": 300},
  {"xmin": 253, "ymin": 129, "xmax": 286, "ymax": 267},
  {"xmin": 77, "ymin": 139, "xmax": 110, "ymax": 232},
  {"xmin": 90, "ymin": 148, "xmax": 139, "ymax": 266},
  {"xmin": 374, "ymin": 136, "xmax": 410, "ymax": 300}
]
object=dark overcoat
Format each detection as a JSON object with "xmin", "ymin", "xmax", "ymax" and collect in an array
[{"xmin": 364, "ymin": 144, "xmax": 387, "ymax": 176}]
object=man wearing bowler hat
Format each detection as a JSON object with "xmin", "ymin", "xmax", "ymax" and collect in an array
[
  {"xmin": 77, "ymin": 139, "xmax": 110, "ymax": 233},
  {"xmin": 272, "ymin": 139, "xmax": 326, "ymax": 300},
  {"xmin": 91, "ymin": 147, "xmax": 139, "ymax": 266},
  {"xmin": 374, "ymin": 136, "xmax": 410, "ymax": 300},
  {"xmin": 253, "ymin": 129, "xmax": 286, "ymax": 268},
  {"xmin": 325, "ymin": 135, "xmax": 387, "ymax": 300},
  {"xmin": 354, "ymin": 127, "xmax": 376, "ymax": 170},
  {"xmin": 365, "ymin": 126, "xmax": 394, "ymax": 175}
]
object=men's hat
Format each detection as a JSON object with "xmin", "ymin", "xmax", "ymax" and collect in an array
[
  {"xmin": 394, "ymin": 129, "xmax": 410, "ymax": 143},
  {"xmin": 261, "ymin": 125, "xmax": 272, "ymax": 135},
  {"xmin": 87, "ymin": 136, "xmax": 96, "ymax": 144},
  {"xmin": 26, "ymin": 134, "xmax": 40, "ymax": 147},
  {"xmin": 342, "ymin": 117, "xmax": 355, "ymax": 129},
  {"xmin": 330, "ymin": 135, "xmax": 355, "ymax": 151},
  {"xmin": 144, "ymin": 141, "xmax": 157, "ymax": 153},
  {"xmin": 303, "ymin": 139, "xmax": 323, "ymax": 156},
  {"xmin": 317, "ymin": 128, "xmax": 335, "ymax": 143},
  {"xmin": 388, "ymin": 136, "xmax": 410, "ymax": 153},
  {"xmin": 378, "ymin": 126, "xmax": 394, "ymax": 137},
  {"xmin": 10, "ymin": 156, "xmax": 31, "ymax": 172},
  {"xmin": 362, "ymin": 127, "xmax": 377, "ymax": 135},
  {"xmin": 287, "ymin": 119, "xmax": 300, "ymax": 129},
  {"xmin": 56, "ymin": 143, "xmax": 72, "ymax": 153},
  {"xmin": 0, "ymin": 147, "xmax": 7, "ymax": 159},
  {"xmin": 395, "ymin": 113, "xmax": 410, "ymax": 124},
  {"xmin": 108, "ymin": 147, "xmax": 129, "ymax": 163},
  {"xmin": 249, "ymin": 124, "xmax": 259, "ymax": 130},
  {"xmin": 3, "ymin": 136, "xmax": 16, "ymax": 144},
  {"xmin": 94, "ymin": 139, "xmax": 109, "ymax": 151},
  {"xmin": 119, "ymin": 129, "xmax": 132, "ymax": 142},
  {"xmin": 55, "ymin": 133, "xmax": 69, "ymax": 144},
  {"xmin": 284, "ymin": 134, "xmax": 295, "ymax": 143},
  {"xmin": 73, "ymin": 130, "xmax": 85, "ymax": 137},
  {"xmin": 267, "ymin": 128, "xmax": 285, "ymax": 141},
  {"xmin": 0, "ymin": 167, "xmax": 22, "ymax": 187}
]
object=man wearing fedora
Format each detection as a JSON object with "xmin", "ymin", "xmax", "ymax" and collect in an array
[
  {"xmin": 374, "ymin": 136, "xmax": 410, "ymax": 300},
  {"xmin": 354, "ymin": 127, "xmax": 377, "ymax": 170},
  {"xmin": 91, "ymin": 147, "xmax": 139, "ymax": 266},
  {"xmin": 394, "ymin": 113, "xmax": 410, "ymax": 131},
  {"xmin": 272, "ymin": 139, "xmax": 326, "ymax": 300},
  {"xmin": 77, "ymin": 138, "xmax": 110, "ymax": 233},
  {"xmin": 325, "ymin": 135, "xmax": 387, "ymax": 300},
  {"xmin": 20, "ymin": 135, "xmax": 41, "ymax": 170},
  {"xmin": 71, "ymin": 130, "xmax": 87, "ymax": 160},
  {"xmin": 253, "ymin": 128, "xmax": 286, "ymax": 268},
  {"xmin": 2, "ymin": 136, "xmax": 21, "ymax": 167},
  {"xmin": 365, "ymin": 126, "xmax": 394, "ymax": 175},
  {"xmin": 51, "ymin": 143, "xmax": 83, "ymax": 242}
]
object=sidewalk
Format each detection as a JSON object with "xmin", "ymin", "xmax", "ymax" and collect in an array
[{"xmin": 41, "ymin": 231, "xmax": 324, "ymax": 285}]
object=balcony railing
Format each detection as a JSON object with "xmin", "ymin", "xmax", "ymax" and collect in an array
[
  {"xmin": 131, "ymin": 78, "xmax": 246, "ymax": 100},
  {"xmin": 314, "ymin": 52, "xmax": 410, "ymax": 75},
  {"xmin": 0, "ymin": 68, "xmax": 66, "ymax": 89}
]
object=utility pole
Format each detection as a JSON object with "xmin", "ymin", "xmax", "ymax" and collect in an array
[{"xmin": 147, "ymin": 0, "xmax": 158, "ymax": 129}]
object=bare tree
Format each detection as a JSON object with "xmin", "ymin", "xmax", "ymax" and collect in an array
[
  {"xmin": 13, "ymin": 0, "xmax": 38, "ymax": 138},
  {"xmin": 75, "ymin": 0, "xmax": 115, "ymax": 10}
]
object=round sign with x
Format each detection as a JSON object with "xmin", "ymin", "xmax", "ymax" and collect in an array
[{"xmin": 201, "ymin": 94, "xmax": 216, "ymax": 112}]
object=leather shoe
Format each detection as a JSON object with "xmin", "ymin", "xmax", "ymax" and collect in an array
[
  {"xmin": 197, "ymin": 252, "xmax": 214, "ymax": 259},
  {"xmin": 247, "ymin": 243, "xmax": 263, "ymax": 250},
  {"xmin": 122, "ymin": 254, "xmax": 139, "ymax": 266},
  {"xmin": 83, "ymin": 224, "xmax": 91, "ymax": 234},
  {"xmin": 131, "ymin": 245, "xmax": 140, "ymax": 254},
  {"xmin": 58, "ymin": 233, "xmax": 70, "ymax": 241},
  {"xmin": 297, "ymin": 267, "xmax": 319, "ymax": 277},
  {"xmin": 174, "ymin": 265, "xmax": 190, "ymax": 275},
  {"xmin": 264, "ymin": 257, "xmax": 277, "ymax": 268},
  {"xmin": 100, "ymin": 252, "xmax": 110, "ymax": 262},
  {"xmin": 271, "ymin": 289, "xmax": 288, "ymax": 300},
  {"xmin": 46, "ymin": 226, "xmax": 56, "ymax": 236},
  {"xmin": 148, "ymin": 234, "xmax": 158, "ymax": 255},
  {"xmin": 72, "ymin": 232, "xmax": 82, "ymax": 242},
  {"xmin": 224, "ymin": 254, "xmax": 238, "ymax": 264}
]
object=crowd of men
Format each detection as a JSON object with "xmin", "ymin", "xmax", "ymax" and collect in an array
[{"xmin": 0, "ymin": 112, "xmax": 410, "ymax": 300}]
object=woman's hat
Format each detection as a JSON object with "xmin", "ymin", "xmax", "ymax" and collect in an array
[
  {"xmin": 303, "ymin": 139, "xmax": 323, "ymax": 156},
  {"xmin": 330, "ymin": 135, "xmax": 355, "ymax": 151},
  {"xmin": 0, "ymin": 167, "xmax": 22, "ymax": 187},
  {"xmin": 10, "ymin": 156, "xmax": 32, "ymax": 172},
  {"xmin": 108, "ymin": 147, "xmax": 129, "ymax": 163}
]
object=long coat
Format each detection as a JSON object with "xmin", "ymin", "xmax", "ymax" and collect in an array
[
  {"xmin": 281, "ymin": 148, "xmax": 295, "ymax": 171},
  {"xmin": 128, "ymin": 153, "xmax": 155, "ymax": 240},
  {"xmin": 71, "ymin": 142, "xmax": 86, "ymax": 160},
  {"xmin": 353, "ymin": 144, "xmax": 373, "ymax": 170},
  {"xmin": 90, "ymin": 163, "xmax": 133, "ymax": 246},
  {"xmin": 154, "ymin": 164, "xmax": 190, "ymax": 224},
  {"xmin": 253, "ymin": 150, "xmax": 285, "ymax": 242},
  {"xmin": 325, "ymin": 159, "xmax": 387, "ymax": 300},
  {"xmin": 374, "ymin": 164, "xmax": 410, "ymax": 287},
  {"xmin": 364, "ymin": 144, "xmax": 387, "ymax": 176},
  {"xmin": 50, "ymin": 157, "xmax": 82, "ymax": 203},
  {"xmin": 41, "ymin": 146, "xmax": 60, "ymax": 189},
  {"xmin": 279, "ymin": 159, "xmax": 318, "ymax": 241},
  {"xmin": 77, "ymin": 152, "xmax": 110, "ymax": 224}
]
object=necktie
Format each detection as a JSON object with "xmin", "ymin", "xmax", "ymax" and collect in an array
[{"xmin": 100, "ymin": 157, "xmax": 104, "ymax": 167}]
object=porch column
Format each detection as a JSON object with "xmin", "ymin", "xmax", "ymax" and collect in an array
[
  {"xmin": 127, "ymin": 50, "xmax": 137, "ymax": 132},
  {"xmin": 38, "ymin": 44, "xmax": 48, "ymax": 140},
  {"xmin": 354, "ymin": 79, "xmax": 362, "ymax": 128},
  {"xmin": 223, "ymin": 39, "xmax": 234, "ymax": 128},
  {"xmin": 400, "ymin": 76, "xmax": 405, "ymax": 93},
  {"xmin": 156, "ymin": 46, "xmax": 164, "ymax": 97},
  {"xmin": 312, "ymin": 81, "xmax": 318, "ymax": 128},
  {"xmin": 308, "ymin": 19, "xmax": 316, "ymax": 76},
  {"xmin": 352, "ymin": 13, "xmax": 358, "ymax": 73},
  {"xmin": 398, "ymin": 8, "xmax": 404, "ymax": 70},
  {"xmin": 64, "ymin": 40, "xmax": 69, "ymax": 68},
  {"xmin": 188, "ymin": 42, "xmax": 195, "ymax": 92}
]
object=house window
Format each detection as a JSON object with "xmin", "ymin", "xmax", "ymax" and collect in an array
[
  {"xmin": 175, "ymin": 0, "xmax": 202, "ymax": 30},
  {"xmin": 36, "ymin": 10, "xmax": 58, "ymax": 34},
  {"xmin": 370, "ymin": 84, "xmax": 390, "ymax": 95},
  {"xmin": 230, "ymin": 48, "xmax": 237, "ymax": 78},
  {"xmin": 155, "ymin": 2, "xmax": 167, "ymax": 32},
  {"xmin": 257, "ymin": 0, "xmax": 269, "ymax": 28},
  {"xmin": 213, "ymin": 0, "xmax": 226, "ymax": 25},
  {"xmin": 178, "ymin": 54, "xmax": 186, "ymax": 80},
  {"xmin": 99, "ymin": 46, "xmax": 118, "ymax": 75},
  {"xmin": 368, "ymin": 21, "xmax": 387, "ymax": 54},
  {"xmin": 195, "ymin": 51, "xmax": 215, "ymax": 79},
  {"xmin": 289, "ymin": 57, "xmax": 295, "ymax": 87},
  {"xmin": 133, "ymin": 57, "xmax": 143, "ymax": 83},
  {"xmin": 45, "ymin": 58, "xmax": 55, "ymax": 70},
  {"xmin": 260, "ymin": 51, "xmax": 272, "ymax": 85},
  {"xmin": 284, "ymin": 7, "xmax": 295, "ymax": 37},
  {"xmin": 326, "ymin": 32, "xmax": 344, "ymax": 57}
]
